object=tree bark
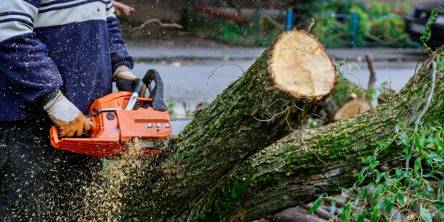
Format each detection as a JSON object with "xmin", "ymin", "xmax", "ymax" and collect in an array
[
  {"xmin": 122, "ymin": 49, "xmax": 444, "ymax": 221},
  {"xmin": 120, "ymin": 38, "xmax": 443, "ymax": 222},
  {"xmin": 176, "ymin": 52, "xmax": 444, "ymax": 221},
  {"xmin": 122, "ymin": 30, "xmax": 337, "ymax": 219}
]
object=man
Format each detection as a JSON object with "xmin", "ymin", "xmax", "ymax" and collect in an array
[{"xmin": 0, "ymin": 0, "xmax": 142, "ymax": 220}]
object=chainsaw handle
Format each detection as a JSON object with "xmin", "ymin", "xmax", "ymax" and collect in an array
[
  {"xmin": 125, "ymin": 78, "xmax": 144, "ymax": 110},
  {"xmin": 132, "ymin": 78, "xmax": 144, "ymax": 95},
  {"xmin": 143, "ymin": 69, "xmax": 167, "ymax": 111}
]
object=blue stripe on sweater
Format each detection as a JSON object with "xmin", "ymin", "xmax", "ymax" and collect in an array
[
  {"xmin": 40, "ymin": 0, "xmax": 111, "ymax": 7},
  {"xmin": 0, "ymin": 12, "xmax": 34, "ymax": 22},
  {"xmin": 40, "ymin": 0, "xmax": 76, "ymax": 7},
  {"xmin": 23, "ymin": 0, "xmax": 41, "ymax": 7},
  {"xmin": 0, "ymin": 18, "xmax": 33, "ymax": 29},
  {"xmin": 39, "ymin": 0, "xmax": 111, "ymax": 11}
]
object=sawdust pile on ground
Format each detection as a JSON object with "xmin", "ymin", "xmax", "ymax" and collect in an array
[{"xmin": 79, "ymin": 140, "xmax": 155, "ymax": 221}]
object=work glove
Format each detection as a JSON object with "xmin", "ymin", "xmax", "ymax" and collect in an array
[
  {"xmin": 43, "ymin": 90, "xmax": 92, "ymax": 138},
  {"xmin": 113, "ymin": 1, "xmax": 135, "ymax": 16},
  {"xmin": 113, "ymin": 68, "xmax": 147, "ymax": 96}
]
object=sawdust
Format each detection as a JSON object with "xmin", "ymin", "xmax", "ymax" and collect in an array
[{"xmin": 79, "ymin": 140, "xmax": 156, "ymax": 221}]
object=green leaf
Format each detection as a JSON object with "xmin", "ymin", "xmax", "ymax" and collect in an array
[
  {"xmin": 396, "ymin": 191, "xmax": 406, "ymax": 205},
  {"xmin": 383, "ymin": 199, "xmax": 394, "ymax": 214},
  {"xmin": 420, "ymin": 206, "xmax": 433, "ymax": 222},
  {"xmin": 437, "ymin": 139, "xmax": 444, "ymax": 150},
  {"xmin": 361, "ymin": 188, "xmax": 369, "ymax": 198},
  {"xmin": 424, "ymin": 180, "xmax": 433, "ymax": 192},
  {"xmin": 369, "ymin": 157, "xmax": 379, "ymax": 170},
  {"xmin": 308, "ymin": 195, "xmax": 324, "ymax": 214},
  {"xmin": 370, "ymin": 207, "xmax": 379, "ymax": 222},
  {"xmin": 414, "ymin": 133, "xmax": 423, "ymax": 149},
  {"xmin": 357, "ymin": 213, "xmax": 366, "ymax": 222},
  {"xmin": 375, "ymin": 171, "xmax": 382, "ymax": 183},
  {"xmin": 341, "ymin": 203, "xmax": 351, "ymax": 222},
  {"xmin": 420, "ymin": 9, "xmax": 438, "ymax": 52},
  {"xmin": 400, "ymin": 132, "xmax": 409, "ymax": 146},
  {"xmin": 357, "ymin": 168, "xmax": 367, "ymax": 183},
  {"xmin": 414, "ymin": 158, "xmax": 422, "ymax": 175},
  {"xmin": 395, "ymin": 168, "xmax": 404, "ymax": 179}
]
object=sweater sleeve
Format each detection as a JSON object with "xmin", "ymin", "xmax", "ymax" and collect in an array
[
  {"xmin": 0, "ymin": 0, "xmax": 63, "ymax": 103},
  {"xmin": 106, "ymin": 4, "xmax": 134, "ymax": 72}
]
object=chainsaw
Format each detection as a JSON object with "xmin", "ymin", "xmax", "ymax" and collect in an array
[{"xmin": 49, "ymin": 69, "xmax": 172, "ymax": 158}]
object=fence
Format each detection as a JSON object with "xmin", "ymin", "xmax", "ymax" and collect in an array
[{"xmin": 285, "ymin": 11, "xmax": 409, "ymax": 48}]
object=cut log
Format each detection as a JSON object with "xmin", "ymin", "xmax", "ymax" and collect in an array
[
  {"xmin": 176, "ymin": 51, "xmax": 444, "ymax": 221},
  {"xmin": 270, "ymin": 31, "xmax": 336, "ymax": 99},
  {"xmin": 312, "ymin": 78, "xmax": 366, "ymax": 123},
  {"xmin": 333, "ymin": 98, "xmax": 370, "ymax": 121},
  {"xmin": 122, "ymin": 30, "xmax": 337, "ymax": 219}
]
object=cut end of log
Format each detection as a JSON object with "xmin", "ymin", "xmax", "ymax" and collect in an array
[
  {"xmin": 270, "ymin": 30, "xmax": 337, "ymax": 100},
  {"xmin": 334, "ymin": 99, "xmax": 371, "ymax": 121}
]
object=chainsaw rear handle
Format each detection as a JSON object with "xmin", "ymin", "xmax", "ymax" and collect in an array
[
  {"xmin": 143, "ymin": 69, "xmax": 167, "ymax": 111},
  {"xmin": 133, "ymin": 78, "xmax": 144, "ymax": 95},
  {"xmin": 126, "ymin": 78, "xmax": 144, "ymax": 110}
]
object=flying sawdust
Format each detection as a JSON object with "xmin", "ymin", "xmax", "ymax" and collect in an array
[{"xmin": 79, "ymin": 139, "xmax": 156, "ymax": 221}]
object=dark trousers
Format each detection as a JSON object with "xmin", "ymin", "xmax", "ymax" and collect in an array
[{"xmin": 0, "ymin": 119, "xmax": 101, "ymax": 221}]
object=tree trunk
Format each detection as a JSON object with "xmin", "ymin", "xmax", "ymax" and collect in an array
[
  {"xmin": 120, "ymin": 37, "xmax": 443, "ymax": 221},
  {"xmin": 175, "ymin": 52, "xmax": 444, "ymax": 221},
  {"xmin": 122, "ymin": 30, "xmax": 337, "ymax": 219}
]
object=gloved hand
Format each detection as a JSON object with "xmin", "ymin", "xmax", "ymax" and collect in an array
[
  {"xmin": 113, "ymin": 1, "xmax": 135, "ymax": 16},
  {"xmin": 113, "ymin": 67, "xmax": 147, "ymax": 96},
  {"xmin": 43, "ymin": 91, "xmax": 92, "ymax": 138}
]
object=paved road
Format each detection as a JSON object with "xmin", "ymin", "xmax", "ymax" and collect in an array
[
  {"xmin": 132, "ymin": 59, "xmax": 419, "ymax": 134},
  {"xmin": 128, "ymin": 39, "xmax": 424, "ymax": 62},
  {"xmin": 133, "ymin": 60, "xmax": 248, "ymax": 111},
  {"xmin": 133, "ymin": 60, "xmax": 418, "ymax": 105},
  {"xmin": 339, "ymin": 61, "xmax": 419, "ymax": 90}
]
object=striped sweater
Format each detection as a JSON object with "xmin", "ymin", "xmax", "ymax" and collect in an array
[{"xmin": 0, "ymin": 0, "xmax": 133, "ymax": 121}]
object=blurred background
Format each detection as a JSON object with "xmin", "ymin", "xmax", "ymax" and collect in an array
[
  {"xmin": 116, "ymin": 0, "xmax": 443, "ymax": 133},
  {"xmin": 120, "ymin": 0, "xmax": 442, "ymax": 47}
]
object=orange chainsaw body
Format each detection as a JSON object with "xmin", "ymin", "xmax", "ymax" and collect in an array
[{"xmin": 49, "ymin": 92, "xmax": 172, "ymax": 158}]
